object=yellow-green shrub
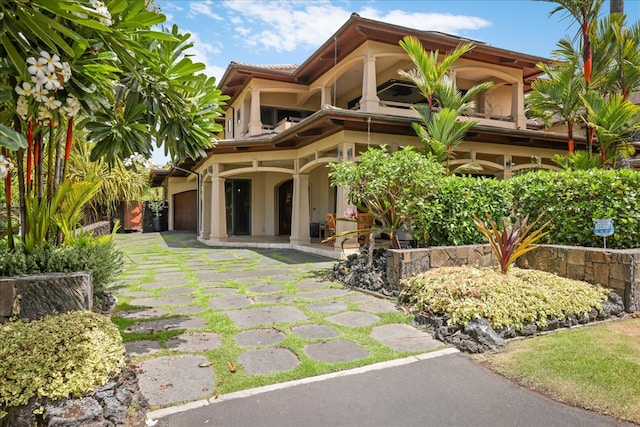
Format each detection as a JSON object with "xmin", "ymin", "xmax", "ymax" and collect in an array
[
  {"xmin": 0, "ymin": 311, "xmax": 126, "ymax": 416},
  {"xmin": 401, "ymin": 266, "xmax": 609, "ymax": 330}
]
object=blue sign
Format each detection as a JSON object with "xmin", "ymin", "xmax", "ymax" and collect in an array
[{"xmin": 594, "ymin": 218, "xmax": 614, "ymax": 237}]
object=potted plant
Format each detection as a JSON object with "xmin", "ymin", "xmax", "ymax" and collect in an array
[{"xmin": 148, "ymin": 199, "xmax": 167, "ymax": 232}]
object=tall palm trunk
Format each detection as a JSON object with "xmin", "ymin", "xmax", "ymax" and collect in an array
[
  {"xmin": 2, "ymin": 148, "xmax": 13, "ymax": 250},
  {"xmin": 610, "ymin": 0, "xmax": 624, "ymax": 14}
]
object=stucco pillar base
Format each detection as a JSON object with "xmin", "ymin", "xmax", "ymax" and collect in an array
[
  {"xmin": 199, "ymin": 236, "xmax": 229, "ymax": 246},
  {"xmin": 290, "ymin": 237, "xmax": 311, "ymax": 245}
]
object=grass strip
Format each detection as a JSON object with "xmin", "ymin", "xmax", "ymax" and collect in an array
[{"xmin": 479, "ymin": 319, "xmax": 640, "ymax": 424}]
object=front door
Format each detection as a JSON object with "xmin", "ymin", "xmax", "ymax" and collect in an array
[
  {"xmin": 225, "ymin": 179, "xmax": 251, "ymax": 235},
  {"xmin": 277, "ymin": 179, "xmax": 293, "ymax": 235}
]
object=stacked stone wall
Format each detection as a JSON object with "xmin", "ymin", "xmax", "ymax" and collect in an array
[
  {"xmin": 0, "ymin": 271, "xmax": 93, "ymax": 322},
  {"xmin": 387, "ymin": 244, "xmax": 640, "ymax": 312}
]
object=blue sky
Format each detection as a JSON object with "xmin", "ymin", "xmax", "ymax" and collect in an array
[
  {"xmin": 151, "ymin": 0, "xmax": 639, "ymax": 164},
  {"xmin": 158, "ymin": 0, "xmax": 640, "ymax": 81}
]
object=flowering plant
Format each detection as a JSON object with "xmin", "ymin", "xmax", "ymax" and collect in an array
[
  {"xmin": 15, "ymin": 51, "xmax": 79, "ymax": 124},
  {"xmin": 0, "ymin": 155, "xmax": 13, "ymax": 180},
  {"xmin": 147, "ymin": 200, "xmax": 167, "ymax": 218},
  {"xmin": 123, "ymin": 152, "xmax": 154, "ymax": 170}
]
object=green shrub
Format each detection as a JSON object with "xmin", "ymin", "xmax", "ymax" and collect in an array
[
  {"xmin": 328, "ymin": 146, "xmax": 445, "ymax": 247},
  {"xmin": 0, "ymin": 235, "xmax": 123, "ymax": 293},
  {"xmin": 414, "ymin": 175, "xmax": 511, "ymax": 246},
  {"xmin": 401, "ymin": 266, "xmax": 609, "ymax": 331},
  {"xmin": 0, "ymin": 311, "xmax": 126, "ymax": 416},
  {"xmin": 509, "ymin": 169, "xmax": 640, "ymax": 248}
]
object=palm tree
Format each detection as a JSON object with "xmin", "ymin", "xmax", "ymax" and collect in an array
[
  {"xmin": 527, "ymin": 59, "xmax": 584, "ymax": 152},
  {"xmin": 411, "ymin": 107, "xmax": 479, "ymax": 174},
  {"xmin": 398, "ymin": 36, "xmax": 475, "ymax": 115},
  {"xmin": 399, "ymin": 35, "xmax": 492, "ymax": 174},
  {"xmin": 610, "ymin": 0, "xmax": 624, "ymax": 15},
  {"xmin": 581, "ymin": 91, "xmax": 640, "ymax": 167},
  {"xmin": 66, "ymin": 139, "xmax": 150, "ymax": 223},
  {"xmin": 544, "ymin": 0, "xmax": 605, "ymax": 153},
  {"xmin": 596, "ymin": 14, "xmax": 640, "ymax": 101}
]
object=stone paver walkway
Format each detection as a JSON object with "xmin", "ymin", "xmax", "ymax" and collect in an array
[{"xmin": 111, "ymin": 232, "xmax": 442, "ymax": 408}]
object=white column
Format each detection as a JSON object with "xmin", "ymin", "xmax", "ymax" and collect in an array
[
  {"xmin": 290, "ymin": 172, "xmax": 311, "ymax": 245},
  {"xmin": 207, "ymin": 165, "xmax": 228, "ymax": 242},
  {"xmin": 512, "ymin": 81, "xmax": 526, "ymax": 129},
  {"xmin": 359, "ymin": 56, "xmax": 379, "ymax": 112},
  {"xmin": 334, "ymin": 142, "xmax": 359, "ymax": 250},
  {"xmin": 200, "ymin": 180, "xmax": 212, "ymax": 240},
  {"xmin": 248, "ymin": 88, "xmax": 262, "ymax": 136},
  {"xmin": 321, "ymin": 86, "xmax": 332, "ymax": 107}
]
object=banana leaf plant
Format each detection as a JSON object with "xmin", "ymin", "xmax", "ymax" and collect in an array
[{"xmin": 473, "ymin": 213, "xmax": 550, "ymax": 274}]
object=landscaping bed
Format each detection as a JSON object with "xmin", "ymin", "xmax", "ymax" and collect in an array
[
  {"xmin": 0, "ymin": 311, "xmax": 146, "ymax": 426},
  {"xmin": 331, "ymin": 250, "xmax": 626, "ymax": 352},
  {"xmin": 400, "ymin": 266, "xmax": 625, "ymax": 353}
]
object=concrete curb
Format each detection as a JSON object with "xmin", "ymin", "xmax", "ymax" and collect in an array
[{"xmin": 147, "ymin": 347, "xmax": 459, "ymax": 420}]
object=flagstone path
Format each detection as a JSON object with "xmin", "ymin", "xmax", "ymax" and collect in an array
[{"xmin": 110, "ymin": 233, "xmax": 442, "ymax": 408}]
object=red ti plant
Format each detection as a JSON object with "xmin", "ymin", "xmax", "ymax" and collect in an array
[{"xmin": 473, "ymin": 214, "xmax": 550, "ymax": 274}]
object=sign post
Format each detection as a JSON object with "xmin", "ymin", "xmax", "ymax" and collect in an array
[{"xmin": 593, "ymin": 218, "xmax": 614, "ymax": 248}]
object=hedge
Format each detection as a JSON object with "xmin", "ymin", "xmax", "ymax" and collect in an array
[
  {"xmin": 408, "ymin": 168, "xmax": 640, "ymax": 249},
  {"xmin": 509, "ymin": 169, "xmax": 640, "ymax": 248}
]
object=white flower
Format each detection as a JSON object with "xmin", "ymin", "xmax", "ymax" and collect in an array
[
  {"xmin": 90, "ymin": 0, "xmax": 112, "ymax": 26},
  {"xmin": 43, "ymin": 96, "xmax": 62, "ymax": 110},
  {"xmin": 27, "ymin": 56, "xmax": 47, "ymax": 78},
  {"xmin": 37, "ymin": 106, "xmax": 53, "ymax": 123},
  {"xmin": 99, "ymin": 16, "xmax": 113, "ymax": 26},
  {"xmin": 62, "ymin": 95, "xmax": 80, "ymax": 117},
  {"xmin": 15, "ymin": 82, "xmax": 34, "ymax": 97},
  {"xmin": 60, "ymin": 62, "xmax": 72, "ymax": 82},
  {"xmin": 16, "ymin": 96, "xmax": 29, "ymax": 120},
  {"xmin": 0, "ymin": 154, "xmax": 14, "ymax": 179},
  {"xmin": 39, "ymin": 51, "xmax": 62, "ymax": 73},
  {"xmin": 40, "ymin": 73, "xmax": 61, "ymax": 91},
  {"xmin": 32, "ymin": 85, "xmax": 49, "ymax": 103}
]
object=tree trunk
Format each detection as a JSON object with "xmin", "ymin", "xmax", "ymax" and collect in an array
[
  {"xmin": 2, "ymin": 148, "xmax": 13, "ymax": 250},
  {"xmin": 16, "ymin": 149, "xmax": 26, "ymax": 239},
  {"xmin": 610, "ymin": 0, "xmax": 624, "ymax": 14}
]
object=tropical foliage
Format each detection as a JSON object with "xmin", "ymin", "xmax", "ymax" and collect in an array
[
  {"xmin": 0, "ymin": 230, "xmax": 123, "ymax": 292},
  {"xmin": 412, "ymin": 175, "xmax": 511, "ymax": 247},
  {"xmin": 327, "ymin": 146, "xmax": 444, "ymax": 250},
  {"xmin": 509, "ymin": 168, "xmax": 640, "ymax": 248},
  {"xmin": 399, "ymin": 35, "xmax": 492, "ymax": 174},
  {"xmin": 530, "ymin": 0, "xmax": 640, "ymax": 164},
  {"xmin": 0, "ymin": 0, "xmax": 227, "ymax": 251},
  {"xmin": 473, "ymin": 214, "xmax": 550, "ymax": 274}
]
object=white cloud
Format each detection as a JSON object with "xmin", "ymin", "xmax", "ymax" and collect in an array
[
  {"xmin": 360, "ymin": 7, "xmax": 491, "ymax": 34},
  {"xmin": 221, "ymin": 1, "xmax": 491, "ymax": 54},
  {"xmin": 189, "ymin": 1, "xmax": 223, "ymax": 20},
  {"xmin": 223, "ymin": 1, "xmax": 352, "ymax": 52}
]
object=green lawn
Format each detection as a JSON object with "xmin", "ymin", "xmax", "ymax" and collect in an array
[{"xmin": 478, "ymin": 318, "xmax": 640, "ymax": 424}]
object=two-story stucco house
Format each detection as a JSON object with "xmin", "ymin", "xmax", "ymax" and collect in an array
[{"xmin": 158, "ymin": 13, "xmax": 577, "ymax": 257}]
